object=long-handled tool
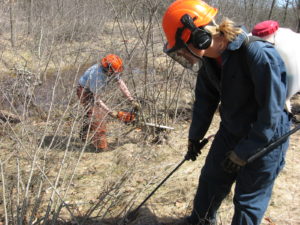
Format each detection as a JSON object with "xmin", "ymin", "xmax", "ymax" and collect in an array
[
  {"xmin": 247, "ymin": 124, "xmax": 300, "ymax": 163},
  {"xmin": 122, "ymin": 124, "xmax": 300, "ymax": 224},
  {"xmin": 122, "ymin": 136, "xmax": 213, "ymax": 224}
]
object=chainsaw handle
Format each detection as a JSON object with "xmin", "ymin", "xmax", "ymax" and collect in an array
[{"xmin": 117, "ymin": 111, "xmax": 135, "ymax": 123}]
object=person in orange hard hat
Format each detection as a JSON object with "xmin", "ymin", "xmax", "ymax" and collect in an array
[
  {"xmin": 162, "ymin": 0, "xmax": 218, "ymax": 71},
  {"xmin": 162, "ymin": 0, "xmax": 290, "ymax": 225},
  {"xmin": 77, "ymin": 54, "xmax": 139, "ymax": 150}
]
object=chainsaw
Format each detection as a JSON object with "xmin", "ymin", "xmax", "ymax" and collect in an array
[
  {"xmin": 117, "ymin": 109, "xmax": 174, "ymax": 130},
  {"xmin": 117, "ymin": 111, "xmax": 136, "ymax": 124}
]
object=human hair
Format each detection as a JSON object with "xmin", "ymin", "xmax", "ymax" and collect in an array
[{"xmin": 206, "ymin": 18, "xmax": 243, "ymax": 42}]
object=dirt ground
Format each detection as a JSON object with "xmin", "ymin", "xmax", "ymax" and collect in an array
[
  {"xmin": 64, "ymin": 95, "xmax": 300, "ymax": 225},
  {"xmin": 80, "ymin": 94, "xmax": 300, "ymax": 225},
  {"xmin": 1, "ymin": 92, "xmax": 300, "ymax": 225},
  {"xmin": 106, "ymin": 95, "xmax": 300, "ymax": 225},
  {"xmin": 1, "ymin": 6, "xmax": 299, "ymax": 224}
]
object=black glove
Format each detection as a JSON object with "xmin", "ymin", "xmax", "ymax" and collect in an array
[
  {"xmin": 221, "ymin": 151, "xmax": 246, "ymax": 173},
  {"xmin": 185, "ymin": 139, "xmax": 203, "ymax": 161}
]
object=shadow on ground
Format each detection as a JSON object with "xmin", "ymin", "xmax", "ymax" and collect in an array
[
  {"xmin": 39, "ymin": 135, "xmax": 141, "ymax": 153},
  {"xmin": 38, "ymin": 207, "xmax": 185, "ymax": 225}
]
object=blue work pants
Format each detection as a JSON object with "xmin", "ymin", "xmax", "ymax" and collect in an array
[{"xmin": 189, "ymin": 118, "xmax": 290, "ymax": 225}]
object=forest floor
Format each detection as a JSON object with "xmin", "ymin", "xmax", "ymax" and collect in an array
[
  {"xmin": 66, "ymin": 94, "xmax": 300, "ymax": 225},
  {"xmin": 1, "ymin": 32, "xmax": 300, "ymax": 224},
  {"xmin": 2, "ymin": 93, "xmax": 299, "ymax": 225}
]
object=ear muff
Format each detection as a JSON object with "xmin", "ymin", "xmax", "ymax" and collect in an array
[
  {"xmin": 191, "ymin": 27, "xmax": 212, "ymax": 49},
  {"xmin": 180, "ymin": 14, "xmax": 212, "ymax": 50}
]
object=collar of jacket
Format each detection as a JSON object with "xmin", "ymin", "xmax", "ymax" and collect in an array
[
  {"xmin": 226, "ymin": 26, "xmax": 249, "ymax": 51},
  {"xmin": 220, "ymin": 26, "xmax": 248, "ymax": 65}
]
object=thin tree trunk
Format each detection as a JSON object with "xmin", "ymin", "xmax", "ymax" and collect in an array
[
  {"xmin": 243, "ymin": 0, "xmax": 248, "ymax": 23},
  {"xmin": 249, "ymin": 0, "xmax": 255, "ymax": 28},
  {"xmin": 9, "ymin": 0, "xmax": 15, "ymax": 47},
  {"xmin": 283, "ymin": 0, "xmax": 290, "ymax": 23},
  {"xmin": 268, "ymin": 0, "xmax": 276, "ymax": 19},
  {"xmin": 27, "ymin": 0, "xmax": 32, "ymax": 35},
  {"xmin": 297, "ymin": 0, "xmax": 300, "ymax": 32},
  {"xmin": 1, "ymin": 161, "xmax": 8, "ymax": 225}
]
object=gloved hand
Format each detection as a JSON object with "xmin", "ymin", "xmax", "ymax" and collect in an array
[
  {"xmin": 221, "ymin": 151, "xmax": 247, "ymax": 173},
  {"xmin": 131, "ymin": 100, "xmax": 140, "ymax": 111},
  {"xmin": 185, "ymin": 139, "xmax": 202, "ymax": 161},
  {"xmin": 109, "ymin": 111, "xmax": 118, "ymax": 119}
]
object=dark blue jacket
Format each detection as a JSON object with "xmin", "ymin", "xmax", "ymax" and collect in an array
[{"xmin": 188, "ymin": 31, "xmax": 288, "ymax": 161}]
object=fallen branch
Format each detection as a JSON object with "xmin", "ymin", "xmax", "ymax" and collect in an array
[{"xmin": 0, "ymin": 110, "xmax": 21, "ymax": 123}]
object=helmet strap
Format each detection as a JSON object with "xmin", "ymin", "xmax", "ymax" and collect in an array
[
  {"xmin": 173, "ymin": 17, "xmax": 204, "ymax": 60},
  {"xmin": 185, "ymin": 44, "xmax": 203, "ymax": 60},
  {"xmin": 180, "ymin": 14, "xmax": 198, "ymax": 32},
  {"xmin": 173, "ymin": 27, "xmax": 186, "ymax": 52}
]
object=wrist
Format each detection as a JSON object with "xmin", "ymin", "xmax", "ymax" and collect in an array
[{"xmin": 109, "ymin": 111, "xmax": 117, "ymax": 117}]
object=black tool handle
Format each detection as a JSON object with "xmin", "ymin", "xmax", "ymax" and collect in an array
[
  {"xmin": 127, "ymin": 158, "xmax": 186, "ymax": 221},
  {"xmin": 247, "ymin": 124, "xmax": 300, "ymax": 163},
  {"xmin": 125, "ymin": 137, "xmax": 212, "ymax": 222}
]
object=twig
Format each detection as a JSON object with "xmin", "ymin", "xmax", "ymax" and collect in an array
[{"xmin": 0, "ymin": 160, "xmax": 9, "ymax": 225}]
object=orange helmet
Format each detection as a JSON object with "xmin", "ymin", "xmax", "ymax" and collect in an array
[
  {"xmin": 101, "ymin": 54, "xmax": 124, "ymax": 73},
  {"xmin": 162, "ymin": 0, "xmax": 218, "ymax": 52}
]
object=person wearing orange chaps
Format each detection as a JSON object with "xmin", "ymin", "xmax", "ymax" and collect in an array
[
  {"xmin": 77, "ymin": 54, "xmax": 139, "ymax": 150},
  {"xmin": 76, "ymin": 86, "xmax": 108, "ymax": 149}
]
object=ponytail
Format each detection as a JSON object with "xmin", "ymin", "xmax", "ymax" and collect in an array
[{"xmin": 206, "ymin": 18, "xmax": 243, "ymax": 42}]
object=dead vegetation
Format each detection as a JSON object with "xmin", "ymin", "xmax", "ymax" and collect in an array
[{"xmin": 1, "ymin": 0, "xmax": 300, "ymax": 225}]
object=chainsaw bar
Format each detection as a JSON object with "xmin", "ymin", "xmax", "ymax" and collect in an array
[{"xmin": 142, "ymin": 122, "xmax": 174, "ymax": 130}]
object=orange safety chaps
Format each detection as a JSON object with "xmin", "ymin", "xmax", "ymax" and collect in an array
[{"xmin": 77, "ymin": 85, "xmax": 107, "ymax": 150}]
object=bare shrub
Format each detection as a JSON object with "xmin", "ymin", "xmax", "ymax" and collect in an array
[{"xmin": 1, "ymin": 1, "xmax": 300, "ymax": 225}]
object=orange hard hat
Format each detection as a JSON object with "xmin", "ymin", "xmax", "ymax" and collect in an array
[
  {"xmin": 101, "ymin": 54, "xmax": 124, "ymax": 73},
  {"xmin": 162, "ymin": 0, "xmax": 218, "ymax": 51}
]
